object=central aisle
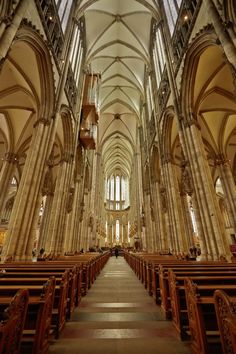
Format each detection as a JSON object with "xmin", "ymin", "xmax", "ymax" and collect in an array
[{"xmin": 49, "ymin": 257, "xmax": 191, "ymax": 354}]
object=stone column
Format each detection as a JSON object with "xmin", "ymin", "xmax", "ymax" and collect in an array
[
  {"xmin": 205, "ymin": 0, "xmax": 236, "ymax": 70},
  {"xmin": 0, "ymin": 0, "xmax": 28, "ymax": 69},
  {"xmin": 215, "ymin": 155, "xmax": 236, "ymax": 234},
  {"xmin": 179, "ymin": 162, "xmax": 195, "ymax": 251},
  {"xmin": 2, "ymin": 117, "xmax": 54, "ymax": 261},
  {"xmin": 191, "ymin": 193, "xmax": 208, "ymax": 260},
  {"xmin": 123, "ymin": 223, "xmax": 127, "ymax": 246},
  {"xmin": 38, "ymin": 193, "xmax": 54, "ymax": 251},
  {"xmin": 157, "ymin": 183, "xmax": 167, "ymax": 251},
  {"xmin": 180, "ymin": 192, "xmax": 194, "ymax": 251},
  {"xmin": 80, "ymin": 191, "xmax": 89, "ymax": 251},
  {"xmin": 108, "ymin": 222, "xmax": 112, "ymax": 247},
  {"xmin": 134, "ymin": 152, "xmax": 144, "ymax": 244},
  {"xmin": 159, "ymin": 186, "xmax": 170, "ymax": 251},
  {"xmin": 66, "ymin": 176, "xmax": 82, "ymax": 253},
  {"xmin": 90, "ymin": 152, "xmax": 101, "ymax": 245},
  {"xmin": 182, "ymin": 120, "xmax": 229, "ymax": 259},
  {"xmin": 150, "ymin": 197, "xmax": 158, "ymax": 252},
  {"xmin": 143, "ymin": 192, "xmax": 154, "ymax": 252},
  {"xmin": 63, "ymin": 186, "xmax": 75, "ymax": 254},
  {"xmin": 0, "ymin": 152, "xmax": 18, "ymax": 219},
  {"xmin": 151, "ymin": 181, "xmax": 160, "ymax": 251},
  {"xmin": 77, "ymin": 200, "xmax": 85, "ymax": 252},
  {"xmin": 45, "ymin": 153, "xmax": 73, "ymax": 255},
  {"xmin": 161, "ymin": 156, "xmax": 186, "ymax": 254}
]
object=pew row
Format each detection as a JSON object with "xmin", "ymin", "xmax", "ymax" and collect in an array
[
  {"xmin": 0, "ymin": 288, "xmax": 29, "ymax": 354},
  {"xmin": 184, "ymin": 277, "xmax": 236, "ymax": 354},
  {"xmin": 214, "ymin": 289, "xmax": 236, "ymax": 354},
  {"xmin": 0, "ymin": 277, "xmax": 55, "ymax": 354}
]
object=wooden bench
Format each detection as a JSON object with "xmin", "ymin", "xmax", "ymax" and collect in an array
[
  {"xmin": 0, "ymin": 277, "xmax": 55, "ymax": 354},
  {"xmin": 0, "ymin": 252, "xmax": 110, "ymax": 349},
  {"xmin": 0, "ymin": 289, "xmax": 29, "ymax": 354},
  {"xmin": 224, "ymin": 316, "xmax": 236, "ymax": 353},
  {"xmin": 214, "ymin": 289, "xmax": 236, "ymax": 354},
  {"xmin": 159, "ymin": 265, "xmax": 236, "ymax": 318},
  {"xmin": 22, "ymin": 277, "xmax": 55, "ymax": 353},
  {"xmin": 184, "ymin": 277, "xmax": 236, "ymax": 354},
  {"xmin": 0, "ymin": 270, "xmax": 68, "ymax": 339},
  {"xmin": 0, "ymin": 265, "xmax": 80, "ymax": 316}
]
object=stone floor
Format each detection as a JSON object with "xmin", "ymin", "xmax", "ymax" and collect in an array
[{"xmin": 49, "ymin": 257, "xmax": 191, "ymax": 354}]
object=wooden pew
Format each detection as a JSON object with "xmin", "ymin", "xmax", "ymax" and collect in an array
[
  {"xmin": 159, "ymin": 265, "xmax": 236, "ymax": 318},
  {"xmin": 21, "ymin": 277, "xmax": 56, "ymax": 353},
  {"xmin": 214, "ymin": 289, "xmax": 236, "ymax": 354},
  {"xmin": 184, "ymin": 277, "xmax": 236, "ymax": 354},
  {"xmin": 168, "ymin": 270, "xmax": 236, "ymax": 339},
  {"xmin": 0, "ymin": 265, "xmax": 79, "ymax": 317},
  {"xmin": 0, "ymin": 252, "xmax": 110, "ymax": 347},
  {"xmin": 0, "ymin": 252, "xmax": 109, "ymax": 308},
  {"xmin": 0, "ymin": 289, "xmax": 29, "ymax": 354},
  {"xmin": 0, "ymin": 270, "xmax": 69, "ymax": 339},
  {"xmin": 224, "ymin": 316, "xmax": 236, "ymax": 353},
  {"xmin": 0, "ymin": 277, "xmax": 55, "ymax": 354}
]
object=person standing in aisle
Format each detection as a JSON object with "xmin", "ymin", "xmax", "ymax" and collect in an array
[{"xmin": 115, "ymin": 247, "xmax": 119, "ymax": 258}]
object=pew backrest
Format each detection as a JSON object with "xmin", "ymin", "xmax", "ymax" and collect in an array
[
  {"xmin": 33, "ymin": 276, "xmax": 56, "ymax": 354},
  {"xmin": 184, "ymin": 277, "xmax": 208, "ymax": 354},
  {"xmin": 214, "ymin": 289, "xmax": 236, "ymax": 354},
  {"xmin": 0, "ymin": 288, "xmax": 29, "ymax": 354}
]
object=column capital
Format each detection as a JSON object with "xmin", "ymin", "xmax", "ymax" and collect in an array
[
  {"xmin": 161, "ymin": 153, "xmax": 172, "ymax": 165},
  {"xmin": 214, "ymin": 154, "xmax": 230, "ymax": 166},
  {"xmin": 0, "ymin": 57, "xmax": 6, "ymax": 73},
  {"xmin": 60, "ymin": 152, "xmax": 74, "ymax": 163},
  {"xmin": 3, "ymin": 152, "xmax": 18, "ymax": 164},
  {"xmin": 184, "ymin": 117, "xmax": 201, "ymax": 130},
  {"xmin": 1, "ymin": 13, "xmax": 14, "ymax": 26},
  {"xmin": 33, "ymin": 117, "xmax": 51, "ymax": 127}
]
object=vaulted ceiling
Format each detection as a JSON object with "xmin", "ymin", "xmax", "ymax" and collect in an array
[{"xmin": 76, "ymin": 0, "xmax": 159, "ymax": 178}]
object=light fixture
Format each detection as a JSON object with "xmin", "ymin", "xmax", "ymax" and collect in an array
[{"xmin": 183, "ymin": 15, "xmax": 188, "ymax": 21}]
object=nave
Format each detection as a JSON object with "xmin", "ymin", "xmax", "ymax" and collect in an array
[{"xmin": 49, "ymin": 257, "xmax": 190, "ymax": 354}]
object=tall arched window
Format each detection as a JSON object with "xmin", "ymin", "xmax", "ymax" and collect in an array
[
  {"xmin": 128, "ymin": 221, "xmax": 131, "ymax": 243},
  {"xmin": 121, "ymin": 176, "xmax": 126, "ymax": 201},
  {"xmin": 106, "ymin": 178, "xmax": 109, "ymax": 200},
  {"xmin": 116, "ymin": 175, "xmax": 120, "ymax": 201},
  {"xmin": 110, "ymin": 175, "xmax": 114, "ymax": 201},
  {"xmin": 56, "ymin": 0, "xmax": 73, "ymax": 32},
  {"xmin": 106, "ymin": 174, "xmax": 129, "ymax": 210},
  {"xmin": 116, "ymin": 220, "xmax": 120, "ymax": 242},
  {"xmin": 163, "ymin": 0, "xmax": 182, "ymax": 36},
  {"xmin": 153, "ymin": 27, "xmax": 166, "ymax": 88},
  {"xmin": 215, "ymin": 177, "xmax": 224, "ymax": 195},
  {"xmin": 187, "ymin": 195, "xmax": 198, "ymax": 234},
  {"xmin": 69, "ymin": 21, "xmax": 84, "ymax": 86}
]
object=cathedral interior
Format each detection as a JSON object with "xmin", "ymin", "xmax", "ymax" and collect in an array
[{"xmin": 0, "ymin": 1, "xmax": 236, "ymax": 353}]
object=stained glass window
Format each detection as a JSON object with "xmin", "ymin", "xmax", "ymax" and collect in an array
[
  {"xmin": 56, "ymin": 0, "xmax": 73, "ymax": 33},
  {"xmin": 106, "ymin": 174, "xmax": 129, "ymax": 209},
  {"xmin": 163, "ymin": 0, "xmax": 181, "ymax": 36},
  {"xmin": 153, "ymin": 27, "xmax": 166, "ymax": 88},
  {"xmin": 116, "ymin": 220, "xmax": 120, "ymax": 241}
]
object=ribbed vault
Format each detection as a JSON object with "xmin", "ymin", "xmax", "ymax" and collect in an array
[{"xmin": 76, "ymin": 0, "xmax": 158, "ymax": 177}]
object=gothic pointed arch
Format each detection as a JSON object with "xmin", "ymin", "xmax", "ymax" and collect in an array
[
  {"xmin": 150, "ymin": 144, "xmax": 160, "ymax": 183},
  {"xmin": 60, "ymin": 105, "xmax": 74, "ymax": 160},
  {"xmin": 161, "ymin": 106, "xmax": 176, "ymax": 161},
  {"xmin": 180, "ymin": 26, "xmax": 218, "ymax": 122},
  {"xmin": 14, "ymin": 20, "xmax": 55, "ymax": 120}
]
